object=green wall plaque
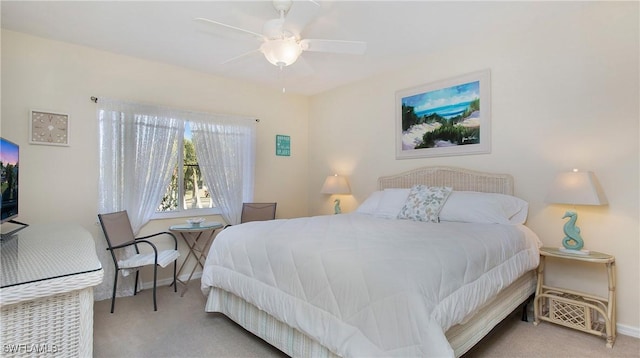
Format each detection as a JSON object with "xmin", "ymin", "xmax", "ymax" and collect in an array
[{"xmin": 276, "ymin": 135, "xmax": 290, "ymax": 156}]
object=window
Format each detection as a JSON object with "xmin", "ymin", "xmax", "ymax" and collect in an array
[
  {"xmin": 98, "ymin": 98, "xmax": 256, "ymax": 228},
  {"xmin": 157, "ymin": 122, "xmax": 215, "ymax": 217}
]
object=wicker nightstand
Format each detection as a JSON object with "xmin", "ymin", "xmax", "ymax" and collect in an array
[{"xmin": 533, "ymin": 247, "xmax": 616, "ymax": 348}]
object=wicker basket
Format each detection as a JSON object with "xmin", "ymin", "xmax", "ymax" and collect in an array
[{"xmin": 537, "ymin": 289, "xmax": 608, "ymax": 338}]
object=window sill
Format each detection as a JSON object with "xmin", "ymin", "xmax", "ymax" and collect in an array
[{"xmin": 151, "ymin": 207, "xmax": 222, "ymax": 220}]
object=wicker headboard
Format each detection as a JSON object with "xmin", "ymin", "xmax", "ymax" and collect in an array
[{"xmin": 378, "ymin": 166, "xmax": 514, "ymax": 195}]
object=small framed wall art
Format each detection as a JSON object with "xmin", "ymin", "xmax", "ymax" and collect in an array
[
  {"xmin": 29, "ymin": 110, "xmax": 70, "ymax": 146},
  {"xmin": 275, "ymin": 134, "xmax": 290, "ymax": 156}
]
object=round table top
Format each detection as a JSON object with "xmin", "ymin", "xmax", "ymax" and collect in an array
[{"xmin": 170, "ymin": 221, "xmax": 224, "ymax": 232}]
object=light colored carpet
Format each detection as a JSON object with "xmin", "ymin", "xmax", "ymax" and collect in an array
[{"xmin": 94, "ymin": 280, "xmax": 639, "ymax": 357}]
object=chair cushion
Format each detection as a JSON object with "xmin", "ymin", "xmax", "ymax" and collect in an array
[{"xmin": 118, "ymin": 250, "xmax": 180, "ymax": 276}]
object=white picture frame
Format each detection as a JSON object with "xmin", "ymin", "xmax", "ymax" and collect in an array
[{"xmin": 395, "ymin": 69, "xmax": 491, "ymax": 159}]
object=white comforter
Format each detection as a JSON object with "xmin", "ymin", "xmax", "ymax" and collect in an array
[{"xmin": 201, "ymin": 213, "xmax": 541, "ymax": 357}]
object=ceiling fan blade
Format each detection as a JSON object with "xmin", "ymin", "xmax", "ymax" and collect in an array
[
  {"xmin": 194, "ymin": 17, "xmax": 264, "ymax": 39},
  {"xmin": 300, "ymin": 39, "xmax": 367, "ymax": 55},
  {"xmin": 282, "ymin": 1, "xmax": 321, "ymax": 36},
  {"xmin": 221, "ymin": 49, "xmax": 262, "ymax": 65}
]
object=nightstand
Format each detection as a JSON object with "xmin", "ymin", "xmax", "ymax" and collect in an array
[{"xmin": 533, "ymin": 247, "xmax": 616, "ymax": 348}]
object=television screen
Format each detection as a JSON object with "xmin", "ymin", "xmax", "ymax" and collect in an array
[{"xmin": 1, "ymin": 137, "xmax": 19, "ymax": 223}]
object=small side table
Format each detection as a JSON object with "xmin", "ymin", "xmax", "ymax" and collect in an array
[
  {"xmin": 533, "ymin": 247, "xmax": 616, "ymax": 348},
  {"xmin": 170, "ymin": 221, "xmax": 223, "ymax": 296}
]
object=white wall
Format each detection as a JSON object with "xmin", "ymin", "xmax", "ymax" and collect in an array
[
  {"xmin": 308, "ymin": 2, "xmax": 639, "ymax": 333},
  {"xmin": 1, "ymin": 30, "xmax": 309, "ymax": 291}
]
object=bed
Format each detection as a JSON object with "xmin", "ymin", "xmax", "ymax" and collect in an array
[{"xmin": 201, "ymin": 166, "xmax": 541, "ymax": 357}]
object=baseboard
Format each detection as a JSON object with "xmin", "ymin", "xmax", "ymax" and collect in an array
[{"xmin": 617, "ymin": 323, "xmax": 640, "ymax": 339}]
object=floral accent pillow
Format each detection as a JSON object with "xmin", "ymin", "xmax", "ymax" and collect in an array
[{"xmin": 398, "ymin": 185, "xmax": 453, "ymax": 222}]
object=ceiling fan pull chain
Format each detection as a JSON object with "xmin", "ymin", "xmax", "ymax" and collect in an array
[{"xmin": 278, "ymin": 65, "xmax": 286, "ymax": 93}]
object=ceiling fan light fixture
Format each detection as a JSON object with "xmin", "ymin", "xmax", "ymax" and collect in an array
[{"xmin": 261, "ymin": 37, "xmax": 303, "ymax": 67}]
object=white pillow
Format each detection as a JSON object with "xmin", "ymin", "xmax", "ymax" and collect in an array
[
  {"xmin": 356, "ymin": 191, "xmax": 384, "ymax": 215},
  {"xmin": 398, "ymin": 185, "xmax": 452, "ymax": 222},
  {"xmin": 372, "ymin": 188, "xmax": 411, "ymax": 219},
  {"xmin": 439, "ymin": 191, "xmax": 529, "ymax": 224}
]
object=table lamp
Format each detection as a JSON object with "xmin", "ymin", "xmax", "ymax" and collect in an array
[
  {"xmin": 321, "ymin": 174, "xmax": 351, "ymax": 214},
  {"xmin": 545, "ymin": 169, "xmax": 607, "ymax": 254}
]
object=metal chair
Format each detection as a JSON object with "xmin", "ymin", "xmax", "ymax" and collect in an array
[
  {"xmin": 97, "ymin": 210, "xmax": 179, "ymax": 313},
  {"xmin": 240, "ymin": 202, "xmax": 277, "ymax": 223}
]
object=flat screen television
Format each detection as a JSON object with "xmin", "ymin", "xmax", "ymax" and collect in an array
[{"xmin": 1, "ymin": 137, "xmax": 27, "ymax": 238}]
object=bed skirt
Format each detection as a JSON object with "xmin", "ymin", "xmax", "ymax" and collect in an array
[
  {"xmin": 446, "ymin": 270, "xmax": 536, "ymax": 356},
  {"xmin": 206, "ymin": 286, "xmax": 339, "ymax": 358},
  {"xmin": 205, "ymin": 270, "xmax": 536, "ymax": 357}
]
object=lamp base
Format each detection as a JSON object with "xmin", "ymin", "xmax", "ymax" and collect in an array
[
  {"xmin": 333, "ymin": 199, "xmax": 342, "ymax": 215},
  {"xmin": 558, "ymin": 247, "xmax": 590, "ymax": 255}
]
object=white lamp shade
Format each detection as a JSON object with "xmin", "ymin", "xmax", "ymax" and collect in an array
[
  {"xmin": 321, "ymin": 174, "xmax": 351, "ymax": 195},
  {"xmin": 260, "ymin": 37, "xmax": 303, "ymax": 67},
  {"xmin": 545, "ymin": 170, "xmax": 607, "ymax": 206}
]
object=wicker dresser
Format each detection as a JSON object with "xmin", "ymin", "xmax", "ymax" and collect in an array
[{"xmin": 1, "ymin": 224, "xmax": 103, "ymax": 357}]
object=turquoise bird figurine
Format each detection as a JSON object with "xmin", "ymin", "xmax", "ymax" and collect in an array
[{"xmin": 561, "ymin": 211, "xmax": 584, "ymax": 250}]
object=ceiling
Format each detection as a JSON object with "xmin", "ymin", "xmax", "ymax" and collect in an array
[{"xmin": 1, "ymin": 1, "xmax": 587, "ymax": 95}]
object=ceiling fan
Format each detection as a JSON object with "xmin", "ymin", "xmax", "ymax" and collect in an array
[{"xmin": 195, "ymin": 0, "xmax": 366, "ymax": 69}]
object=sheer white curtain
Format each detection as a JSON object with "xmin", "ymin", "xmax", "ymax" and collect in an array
[
  {"xmin": 190, "ymin": 115, "xmax": 256, "ymax": 225},
  {"xmin": 96, "ymin": 98, "xmax": 182, "ymax": 300}
]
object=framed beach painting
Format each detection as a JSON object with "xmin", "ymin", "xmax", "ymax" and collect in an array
[{"xmin": 395, "ymin": 69, "xmax": 491, "ymax": 159}]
